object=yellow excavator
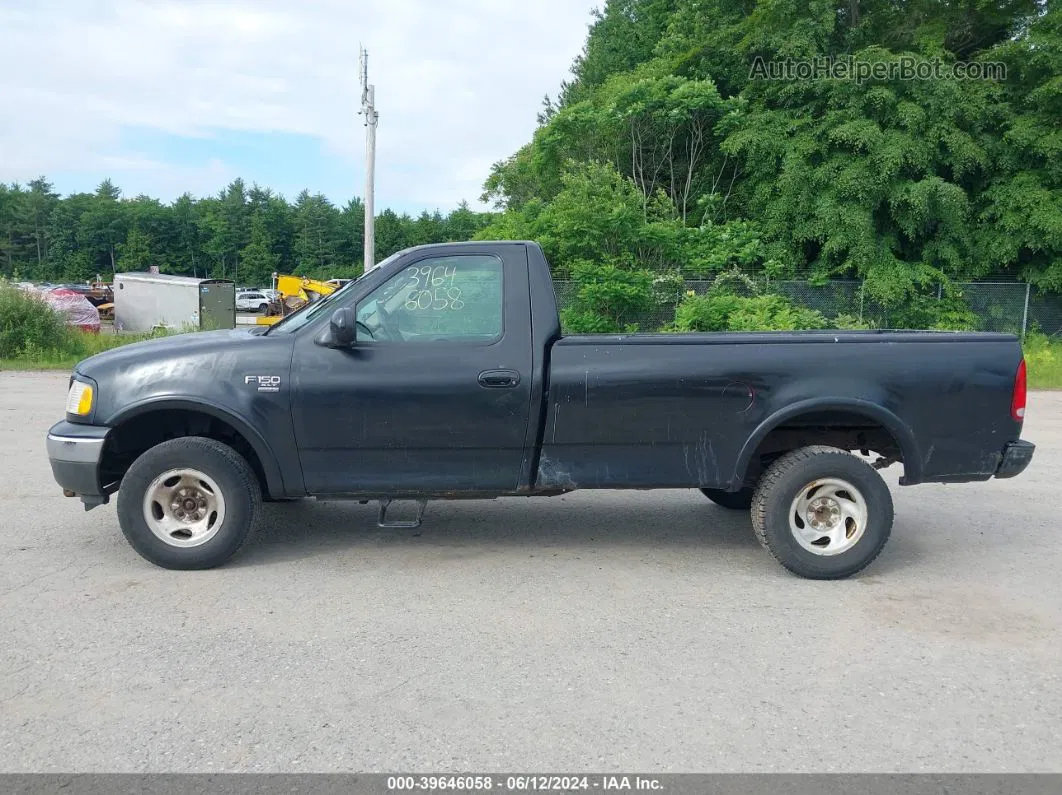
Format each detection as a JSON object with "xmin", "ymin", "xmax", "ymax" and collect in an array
[{"xmin": 256, "ymin": 273, "xmax": 341, "ymax": 325}]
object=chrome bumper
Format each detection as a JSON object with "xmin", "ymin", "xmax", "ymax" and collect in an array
[{"xmin": 46, "ymin": 421, "xmax": 111, "ymax": 509}]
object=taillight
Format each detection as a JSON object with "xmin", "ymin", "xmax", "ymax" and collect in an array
[{"xmin": 1011, "ymin": 358, "xmax": 1027, "ymax": 422}]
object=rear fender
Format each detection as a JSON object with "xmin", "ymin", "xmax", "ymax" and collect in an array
[{"xmin": 733, "ymin": 397, "xmax": 922, "ymax": 488}]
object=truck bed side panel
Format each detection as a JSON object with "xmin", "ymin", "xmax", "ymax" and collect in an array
[{"xmin": 539, "ymin": 331, "xmax": 1023, "ymax": 490}]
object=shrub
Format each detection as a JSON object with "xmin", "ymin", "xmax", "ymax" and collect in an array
[
  {"xmin": 726, "ymin": 294, "xmax": 831, "ymax": 331},
  {"xmin": 674, "ymin": 290, "xmax": 829, "ymax": 332},
  {"xmin": 886, "ymin": 291, "xmax": 979, "ymax": 331},
  {"xmin": 674, "ymin": 292, "xmax": 744, "ymax": 331},
  {"xmin": 833, "ymin": 313, "xmax": 873, "ymax": 330},
  {"xmin": 709, "ymin": 266, "xmax": 762, "ymax": 296},
  {"xmin": 0, "ymin": 285, "xmax": 74, "ymax": 359},
  {"xmin": 560, "ymin": 260, "xmax": 654, "ymax": 333},
  {"xmin": 681, "ymin": 221, "xmax": 773, "ymax": 276},
  {"xmin": 651, "ymin": 270, "xmax": 686, "ymax": 308}
]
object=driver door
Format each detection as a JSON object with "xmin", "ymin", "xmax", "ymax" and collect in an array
[{"xmin": 291, "ymin": 248, "xmax": 534, "ymax": 494}]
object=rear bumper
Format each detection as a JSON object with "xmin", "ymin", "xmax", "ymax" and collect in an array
[
  {"xmin": 995, "ymin": 439, "xmax": 1035, "ymax": 479},
  {"xmin": 46, "ymin": 420, "xmax": 112, "ymax": 508}
]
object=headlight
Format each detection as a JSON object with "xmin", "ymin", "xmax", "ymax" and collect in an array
[{"xmin": 66, "ymin": 380, "xmax": 95, "ymax": 416}]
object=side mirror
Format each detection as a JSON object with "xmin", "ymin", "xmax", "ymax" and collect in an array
[{"xmin": 328, "ymin": 307, "xmax": 356, "ymax": 347}]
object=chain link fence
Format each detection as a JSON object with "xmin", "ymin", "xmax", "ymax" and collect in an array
[{"xmin": 553, "ymin": 277, "xmax": 1062, "ymax": 336}]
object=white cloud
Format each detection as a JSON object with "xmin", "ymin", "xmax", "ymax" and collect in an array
[{"xmin": 0, "ymin": 0, "xmax": 594, "ymax": 208}]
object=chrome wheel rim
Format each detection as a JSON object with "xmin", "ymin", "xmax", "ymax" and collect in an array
[
  {"xmin": 788, "ymin": 478, "xmax": 868, "ymax": 556},
  {"xmin": 142, "ymin": 468, "xmax": 226, "ymax": 548}
]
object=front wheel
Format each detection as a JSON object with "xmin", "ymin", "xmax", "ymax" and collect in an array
[
  {"xmin": 750, "ymin": 445, "xmax": 893, "ymax": 580},
  {"xmin": 116, "ymin": 436, "xmax": 262, "ymax": 570}
]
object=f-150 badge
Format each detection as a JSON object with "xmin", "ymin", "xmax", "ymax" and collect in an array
[{"xmin": 245, "ymin": 375, "xmax": 281, "ymax": 393}]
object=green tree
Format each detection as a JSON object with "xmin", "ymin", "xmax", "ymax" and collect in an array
[
  {"xmin": 47, "ymin": 193, "xmax": 96, "ymax": 281},
  {"xmin": 171, "ymin": 193, "xmax": 204, "ymax": 277},
  {"xmin": 0, "ymin": 178, "xmax": 493, "ymax": 284},
  {"xmin": 479, "ymin": 0, "xmax": 1061, "ymax": 327},
  {"xmin": 337, "ymin": 198, "xmax": 365, "ymax": 271},
  {"xmin": 0, "ymin": 184, "xmax": 23, "ymax": 277},
  {"xmin": 22, "ymin": 177, "xmax": 59, "ymax": 272},
  {"xmin": 240, "ymin": 214, "xmax": 281, "ymax": 286},
  {"xmin": 118, "ymin": 227, "xmax": 155, "ymax": 271},
  {"xmin": 78, "ymin": 181, "xmax": 127, "ymax": 274},
  {"xmin": 293, "ymin": 190, "xmax": 341, "ymax": 273},
  {"xmin": 374, "ymin": 208, "xmax": 411, "ymax": 261}
]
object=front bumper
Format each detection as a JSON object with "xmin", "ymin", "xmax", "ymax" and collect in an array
[
  {"xmin": 46, "ymin": 420, "xmax": 112, "ymax": 508},
  {"xmin": 995, "ymin": 439, "xmax": 1035, "ymax": 479}
]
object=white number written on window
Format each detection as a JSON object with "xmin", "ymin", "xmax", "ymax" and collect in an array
[
  {"xmin": 404, "ymin": 264, "xmax": 467, "ymax": 311},
  {"xmin": 405, "ymin": 287, "xmax": 464, "ymax": 311}
]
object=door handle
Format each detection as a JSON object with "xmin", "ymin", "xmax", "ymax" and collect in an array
[{"xmin": 478, "ymin": 369, "xmax": 521, "ymax": 388}]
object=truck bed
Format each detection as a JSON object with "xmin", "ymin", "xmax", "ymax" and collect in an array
[{"xmin": 538, "ymin": 330, "xmax": 1023, "ymax": 491}]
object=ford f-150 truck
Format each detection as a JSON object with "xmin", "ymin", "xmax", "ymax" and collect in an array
[{"xmin": 45, "ymin": 241, "xmax": 1035, "ymax": 578}]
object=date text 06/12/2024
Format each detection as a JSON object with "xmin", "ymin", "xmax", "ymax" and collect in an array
[{"xmin": 386, "ymin": 776, "xmax": 664, "ymax": 792}]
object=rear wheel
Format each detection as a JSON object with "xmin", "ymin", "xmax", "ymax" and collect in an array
[
  {"xmin": 116, "ymin": 436, "xmax": 261, "ymax": 570},
  {"xmin": 700, "ymin": 487, "xmax": 753, "ymax": 510},
  {"xmin": 750, "ymin": 445, "xmax": 893, "ymax": 579}
]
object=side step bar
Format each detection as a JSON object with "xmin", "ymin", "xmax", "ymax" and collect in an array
[{"xmin": 377, "ymin": 498, "xmax": 427, "ymax": 529}]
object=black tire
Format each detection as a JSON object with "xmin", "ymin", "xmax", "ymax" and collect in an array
[
  {"xmin": 700, "ymin": 487, "xmax": 754, "ymax": 510},
  {"xmin": 258, "ymin": 303, "xmax": 268, "ymax": 313},
  {"xmin": 116, "ymin": 436, "xmax": 261, "ymax": 570},
  {"xmin": 750, "ymin": 445, "xmax": 893, "ymax": 580}
]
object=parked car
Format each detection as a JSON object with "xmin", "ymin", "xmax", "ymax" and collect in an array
[
  {"xmin": 45, "ymin": 241, "xmax": 1034, "ymax": 577},
  {"xmin": 235, "ymin": 291, "xmax": 271, "ymax": 312}
]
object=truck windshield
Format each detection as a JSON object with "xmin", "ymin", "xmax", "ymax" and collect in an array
[{"xmin": 264, "ymin": 252, "xmax": 403, "ymax": 335}]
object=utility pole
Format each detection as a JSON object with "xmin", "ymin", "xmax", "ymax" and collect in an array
[{"xmin": 359, "ymin": 45, "xmax": 379, "ymax": 272}]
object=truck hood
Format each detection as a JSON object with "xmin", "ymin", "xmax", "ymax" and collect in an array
[
  {"xmin": 76, "ymin": 327, "xmax": 266, "ymax": 377},
  {"xmin": 74, "ymin": 326, "xmax": 296, "ymax": 426}
]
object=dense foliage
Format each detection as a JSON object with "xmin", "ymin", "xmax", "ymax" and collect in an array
[
  {"xmin": 478, "ymin": 0, "xmax": 1061, "ymax": 330},
  {"xmin": 0, "ymin": 286, "xmax": 70, "ymax": 359},
  {"xmin": 0, "ymin": 178, "xmax": 494, "ymax": 287},
  {"xmin": 0, "ymin": 285, "xmax": 169, "ymax": 361}
]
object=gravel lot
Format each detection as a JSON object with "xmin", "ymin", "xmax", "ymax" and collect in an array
[{"xmin": 1, "ymin": 370, "xmax": 1059, "ymax": 773}]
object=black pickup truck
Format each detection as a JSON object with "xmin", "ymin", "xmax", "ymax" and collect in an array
[{"xmin": 45, "ymin": 241, "xmax": 1035, "ymax": 578}]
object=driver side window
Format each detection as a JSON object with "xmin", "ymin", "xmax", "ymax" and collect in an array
[{"xmin": 355, "ymin": 255, "xmax": 504, "ymax": 342}]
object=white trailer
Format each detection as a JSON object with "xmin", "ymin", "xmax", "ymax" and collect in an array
[{"xmin": 114, "ymin": 273, "xmax": 235, "ymax": 333}]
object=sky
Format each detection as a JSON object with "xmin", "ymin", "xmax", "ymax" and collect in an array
[{"xmin": 0, "ymin": 0, "xmax": 595, "ymax": 213}]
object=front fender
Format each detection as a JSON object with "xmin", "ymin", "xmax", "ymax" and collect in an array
[{"xmin": 107, "ymin": 397, "xmax": 292, "ymax": 497}]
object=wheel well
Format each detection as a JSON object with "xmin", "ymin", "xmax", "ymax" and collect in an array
[
  {"xmin": 739, "ymin": 410, "xmax": 905, "ymax": 488},
  {"xmin": 100, "ymin": 409, "xmax": 271, "ymax": 496}
]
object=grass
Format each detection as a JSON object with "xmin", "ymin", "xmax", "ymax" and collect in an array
[
  {"xmin": 1024, "ymin": 334, "xmax": 1062, "ymax": 390},
  {"xmin": 0, "ymin": 329, "xmax": 175, "ymax": 372}
]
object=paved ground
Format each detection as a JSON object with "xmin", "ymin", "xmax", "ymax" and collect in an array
[{"xmin": 1, "ymin": 371, "xmax": 1059, "ymax": 773}]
